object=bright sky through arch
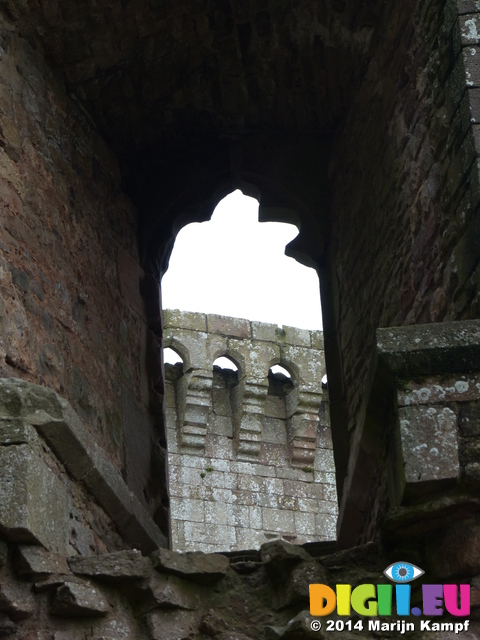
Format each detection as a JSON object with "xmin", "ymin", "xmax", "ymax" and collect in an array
[{"xmin": 161, "ymin": 190, "xmax": 322, "ymax": 330}]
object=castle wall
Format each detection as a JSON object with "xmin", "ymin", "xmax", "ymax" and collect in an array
[
  {"xmin": 326, "ymin": 0, "xmax": 480, "ymax": 543},
  {"xmin": 0, "ymin": 27, "xmax": 167, "ymax": 529},
  {"xmin": 163, "ymin": 310, "xmax": 337, "ymax": 552}
]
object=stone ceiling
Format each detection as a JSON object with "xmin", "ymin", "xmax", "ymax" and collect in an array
[
  {"xmin": 3, "ymin": 0, "xmax": 388, "ymax": 270},
  {"xmin": 7, "ymin": 0, "xmax": 386, "ymax": 154}
]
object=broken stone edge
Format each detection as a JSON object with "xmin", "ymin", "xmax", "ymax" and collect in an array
[{"xmin": 0, "ymin": 378, "xmax": 167, "ymax": 553}]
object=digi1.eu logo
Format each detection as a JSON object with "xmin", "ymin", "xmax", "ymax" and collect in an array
[{"xmin": 309, "ymin": 561, "xmax": 471, "ymax": 633}]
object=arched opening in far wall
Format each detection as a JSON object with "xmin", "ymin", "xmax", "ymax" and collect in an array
[{"xmin": 159, "ymin": 190, "xmax": 337, "ymax": 552}]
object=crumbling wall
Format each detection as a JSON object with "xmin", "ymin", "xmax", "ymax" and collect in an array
[
  {"xmin": 163, "ymin": 310, "xmax": 337, "ymax": 552},
  {"xmin": 0, "ymin": 333, "xmax": 480, "ymax": 638},
  {"xmin": 0, "ymin": 25, "xmax": 166, "ymax": 522}
]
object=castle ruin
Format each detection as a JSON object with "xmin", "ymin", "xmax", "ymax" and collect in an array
[{"xmin": 0, "ymin": 0, "xmax": 480, "ymax": 637}]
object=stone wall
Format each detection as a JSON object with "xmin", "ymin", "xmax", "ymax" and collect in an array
[
  {"xmin": 325, "ymin": 0, "xmax": 480, "ymax": 543},
  {"xmin": 0, "ymin": 333, "xmax": 480, "ymax": 638},
  {"xmin": 0, "ymin": 25, "xmax": 168, "ymax": 533},
  {"xmin": 163, "ymin": 310, "xmax": 337, "ymax": 552},
  {"xmin": 0, "ymin": 378, "xmax": 166, "ymax": 556},
  {"xmin": 0, "ymin": 535, "xmax": 479, "ymax": 639}
]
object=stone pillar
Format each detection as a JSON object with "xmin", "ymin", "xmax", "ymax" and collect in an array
[
  {"xmin": 286, "ymin": 386, "xmax": 322, "ymax": 467},
  {"xmin": 175, "ymin": 370, "xmax": 212, "ymax": 454},
  {"xmin": 232, "ymin": 376, "xmax": 268, "ymax": 460}
]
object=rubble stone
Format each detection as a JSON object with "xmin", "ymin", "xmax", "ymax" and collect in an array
[
  {"xmin": 0, "ymin": 581, "xmax": 35, "ymax": 621},
  {"xmin": 68, "ymin": 550, "xmax": 148, "ymax": 583},
  {"xmin": 15, "ymin": 546, "xmax": 69, "ymax": 578},
  {"xmin": 260, "ymin": 539, "xmax": 311, "ymax": 583},
  {"xmin": 200, "ymin": 609, "xmax": 228, "ymax": 636},
  {"xmin": 151, "ymin": 549, "xmax": 229, "ymax": 583},
  {"xmin": 50, "ymin": 581, "xmax": 111, "ymax": 617}
]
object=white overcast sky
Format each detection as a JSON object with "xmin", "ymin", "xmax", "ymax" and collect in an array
[{"xmin": 161, "ymin": 190, "xmax": 323, "ymax": 331}]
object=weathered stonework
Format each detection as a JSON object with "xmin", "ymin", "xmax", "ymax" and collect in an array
[
  {"xmin": 1, "ymin": 0, "xmax": 480, "ymax": 636},
  {"xmin": 0, "ymin": 378, "xmax": 166, "ymax": 556},
  {"xmin": 164, "ymin": 310, "xmax": 337, "ymax": 552},
  {"xmin": 339, "ymin": 319, "xmax": 480, "ymax": 550}
]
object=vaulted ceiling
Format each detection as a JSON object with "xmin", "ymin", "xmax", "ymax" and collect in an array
[{"xmin": 5, "ymin": 0, "xmax": 388, "ymax": 270}]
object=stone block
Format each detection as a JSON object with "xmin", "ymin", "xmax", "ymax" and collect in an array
[
  {"xmin": 163, "ymin": 309, "xmax": 207, "ymax": 332},
  {"xmin": 262, "ymin": 417, "xmax": 287, "ymax": 444},
  {"xmin": 151, "ymin": 549, "xmax": 229, "ymax": 583},
  {"xmin": 236, "ymin": 528, "xmax": 268, "ymax": 550},
  {"xmin": 212, "ymin": 387, "xmax": 233, "ymax": 417},
  {"xmin": 50, "ymin": 581, "xmax": 110, "ymax": 617},
  {"xmin": 207, "ymin": 314, "xmax": 251, "ymax": 338},
  {"xmin": 265, "ymin": 396, "xmax": 286, "ymax": 420},
  {"xmin": 68, "ymin": 550, "xmax": 149, "ymax": 582},
  {"xmin": 315, "ymin": 514, "xmax": 337, "ymax": 539},
  {"xmin": 457, "ymin": 1, "xmax": 480, "ymax": 15},
  {"xmin": 294, "ymin": 512, "xmax": 315, "ymax": 536},
  {"xmin": 0, "ymin": 578, "xmax": 35, "ymax": 621},
  {"xmin": 282, "ymin": 325, "xmax": 311, "ymax": 347},
  {"xmin": 310, "ymin": 331, "xmax": 324, "ymax": 349},
  {"xmin": 314, "ymin": 448, "xmax": 336, "ymax": 472},
  {"xmin": 251, "ymin": 321, "xmax": 278, "ymax": 342},
  {"xmin": 0, "ymin": 444, "xmax": 68, "ymax": 552},
  {"xmin": 281, "ymin": 345, "xmax": 324, "ymax": 390},
  {"xmin": 133, "ymin": 573, "xmax": 201, "ymax": 614},
  {"xmin": 167, "ymin": 329, "xmax": 209, "ymax": 368},
  {"xmin": 170, "ymin": 497, "xmax": 205, "ymax": 523},
  {"xmin": 209, "ymin": 415, "xmax": 234, "ymax": 437},
  {"xmin": 376, "ymin": 320, "xmax": 480, "ymax": 376},
  {"xmin": 263, "ymin": 477, "xmax": 284, "ymax": 495},
  {"xmin": 205, "ymin": 435, "xmax": 234, "ymax": 460},
  {"xmin": 249, "ymin": 506, "xmax": 262, "ymax": 529},
  {"xmin": 15, "ymin": 546, "xmax": 69, "ymax": 578},
  {"xmin": 0, "ymin": 419, "xmax": 40, "ymax": 446},
  {"xmin": 205, "ymin": 501, "xmax": 231, "ymax": 526},
  {"xmin": 183, "ymin": 521, "xmax": 208, "ymax": 545},
  {"xmin": 260, "ymin": 443, "xmax": 290, "ymax": 467},
  {"xmin": 398, "ymin": 376, "xmax": 480, "ymax": 407},
  {"xmin": 316, "ymin": 424, "xmax": 333, "ymax": 449},
  {"xmin": 398, "ymin": 405, "xmax": 459, "ymax": 493},
  {"xmin": 262, "ymin": 509, "xmax": 295, "ymax": 534}
]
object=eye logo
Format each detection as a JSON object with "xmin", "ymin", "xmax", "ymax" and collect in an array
[{"xmin": 384, "ymin": 561, "xmax": 424, "ymax": 583}]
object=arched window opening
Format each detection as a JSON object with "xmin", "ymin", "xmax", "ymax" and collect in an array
[
  {"xmin": 162, "ymin": 190, "xmax": 322, "ymax": 329},
  {"xmin": 213, "ymin": 356, "xmax": 239, "ymax": 389},
  {"xmin": 213, "ymin": 356, "xmax": 238, "ymax": 372},
  {"xmin": 163, "ymin": 347, "xmax": 184, "ymax": 381},
  {"xmin": 268, "ymin": 364, "xmax": 294, "ymax": 397},
  {"xmin": 161, "ymin": 190, "xmax": 337, "ymax": 553}
]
